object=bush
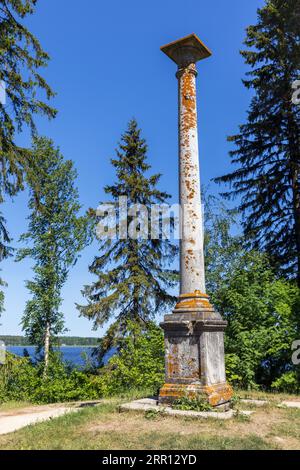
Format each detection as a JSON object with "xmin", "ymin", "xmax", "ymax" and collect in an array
[
  {"xmin": 0, "ymin": 352, "xmax": 103, "ymax": 404},
  {"xmin": 215, "ymin": 253, "xmax": 300, "ymax": 390},
  {"xmin": 0, "ymin": 352, "xmax": 39, "ymax": 402},
  {"xmin": 225, "ymin": 353, "xmax": 244, "ymax": 388},
  {"xmin": 97, "ymin": 321, "xmax": 165, "ymax": 397},
  {"xmin": 172, "ymin": 396, "xmax": 212, "ymax": 412},
  {"xmin": 271, "ymin": 371, "xmax": 300, "ymax": 394},
  {"xmin": 0, "ymin": 322, "xmax": 165, "ymax": 404}
]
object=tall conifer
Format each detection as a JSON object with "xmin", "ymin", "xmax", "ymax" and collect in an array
[
  {"xmin": 78, "ymin": 120, "xmax": 178, "ymax": 359},
  {"xmin": 215, "ymin": 0, "xmax": 300, "ymax": 284}
]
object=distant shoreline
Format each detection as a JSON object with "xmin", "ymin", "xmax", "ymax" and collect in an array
[
  {"xmin": 7, "ymin": 345, "xmax": 95, "ymax": 348},
  {"xmin": 0, "ymin": 336, "xmax": 99, "ymax": 348}
]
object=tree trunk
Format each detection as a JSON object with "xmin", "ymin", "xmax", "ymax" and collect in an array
[{"xmin": 43, "ymin": 321, "xmax": 50, "ymax": 378}]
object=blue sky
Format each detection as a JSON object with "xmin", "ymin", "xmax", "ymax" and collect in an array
[{"xmin": 1, "ymin": 0, "xmax": 264, "ymax": 337}]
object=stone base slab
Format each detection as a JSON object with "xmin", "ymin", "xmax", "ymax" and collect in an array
[
  {"xmin": 159, "ymin": 382, "xmax": 233, "ymax": 407},
  {"xmin": 119, "ymin": 398, "xmax": 234, "ymax": 420},
  {"xmin": 279, "ymin": 401, "xmax": 300, "ymax": 409}
]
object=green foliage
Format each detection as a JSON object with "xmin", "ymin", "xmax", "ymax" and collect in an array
[
  {"xmin": 0, "ymin": 352, "xmax": 39, "ymax": 403},
  {"xmin": 225, "ymin": 354, "xmax": 244, "ymax": 387},
  {"xmin": 214, "ymin": 0, "xmax": 300, "ymax": 284},
  {"xmin": 229, "ymin": 392, "xmax": 241, "ymax": 409},
  {"xmin": 16, "ymin": 137, "xmax": 90, "ymax": 357},
  {"xmin": 172, "ymin": 396, "xmax": 212, "ymax": 412},
  {"xmin": 78, "ymin": 119, "xmax": 178, "ymax": 359},
  {"xmin": 205, "ymin": 196, "xmax": 300, "ymax": 392},
  {"xmin": 0, "ymin": 352, "xmax": 102, "ymax": 404},
  {"xmin": 144, "ymin": 409, "xmax": 163, "ymax": 420},
  {"xmin": 0, "ymin": 0, "xmax": 56, "ymax": 321},
  {"xmin": 0, "ymin": 323, "xmax": 165, "ymax": 404},
  {"xmin": 0, "ymin": 270, "xmax": 6, "ymax": 319},
  {"xmin": 96, "ymin": 321, "xmax": 165, "ymax": 396},
  {"xmin": 0, "ymin": 0, "xmax": 56, "ymax": 202},
  {"xmin": 271, "ymin": 372, "xmax": 300, "ymax": 394},
  {"xmin": 218, "ymin": 251, "xmax": 300, "ymax": 390},
  {"xmin": 0, "ymin": 212, "xmax": 12, "ymax": 320},
  {"xmin": 204, "ymin": 192, "xmax": 242, "ymax": 295},
  {"xmin": 0, "ymin": 288, "xmax": 3, "ymax": 316}
]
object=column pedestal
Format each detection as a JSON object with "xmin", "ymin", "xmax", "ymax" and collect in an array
[
  {"xmin": 159, "ymin": 291, "xmax": 233, "ymax": 407},
  {"xmin": 159, "ymin": 34, "xmax": 232, "ymax": 408}
]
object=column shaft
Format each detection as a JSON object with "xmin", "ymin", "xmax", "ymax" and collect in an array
[{"xmin": 177, "ymin": 64, "xmax": 205, "ymax": 295}]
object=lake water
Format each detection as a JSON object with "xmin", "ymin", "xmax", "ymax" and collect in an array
[{"xmin": 7, "ymin": 346, "xmax": 114, "ymax": 368}]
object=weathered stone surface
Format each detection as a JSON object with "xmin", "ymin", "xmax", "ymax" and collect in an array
[
  {"xmin": 159, "ymin": 381, "xmax": 232, "ymax": 408},
  {"xmin": 159, "ymin": 305, "xmax": 232, "ymax": 406},
  {"xmin": 279, "ymin": 401, "xmax": 300, "ymax": 409},
  {"xmin": 119, "ymin": 398, "xmax": 234, "ymax": 420},
  {"xmin": 201, "ymin": 330, "xmax": 226, "ymax": 384},
  {"xmin": 159, "ymin": 35, "xmax": 232, "ymax": 407}
]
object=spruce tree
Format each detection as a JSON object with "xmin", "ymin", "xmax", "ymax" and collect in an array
[
  {"xmin": 0, "ymin": 212, "xmax": 12, "ymax": 318},
  {"xmin": 0, "ymin": 0, "xmax": 56, "ymax": 201},
  {"xmin": 0, "ymin": 1, "xmax": 56, "ymax": 310},
  {"xmin": 78, "ymin": 120, "xmax": 178, "ymax": 360},
  {"xmin": 215, "ymin": 0, "xmax": 300, "ymax": 284},
  {"xmin": 17, "ymin": 137, "xmax": 89, "ymax": 374}
]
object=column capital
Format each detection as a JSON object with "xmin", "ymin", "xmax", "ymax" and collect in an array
[
  {"xmin": 176, "ymin": 63, "xmax": 198, "ymax": 80},
  {"xmin": 161, "ymin": 33, "xmax": 211, "ymax": 67}
]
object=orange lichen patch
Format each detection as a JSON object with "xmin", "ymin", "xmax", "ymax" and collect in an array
[
  {"xmin": 175, "ymin": 291, "xmax": 212, "ymax": 310},
  {"xmin": 185, "ymin": 179, "xmax": 195, "ymax": 199},
  {"xmin": 159, "ymin": 383, "xmax": 233, "ymax": 407},
  {"xmin": 167, "ymin": 344, "xmax": 179, "ymax": 377},
  {"xmin": 175, "ymin": 298, "xmax": 212, "ymax": 310},
  {"xmin": 179, "ymin": 64, "xmax": 197, "ymax": 132},
  {"xmin": 204, "ymin": 384, "xmax": 233, "ymax": 407},
  {"xmin": 159, "ymin": 384, "xmax": 198, "ymax": 400},
  {"xmin": 159, "ymin": 384, "xmax": 185, "ymax": 398},
  {"xmin": 178, "ymin": 66, "xmax": 198, "ymax": 194}
]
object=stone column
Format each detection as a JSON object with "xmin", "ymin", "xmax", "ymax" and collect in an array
[
  {"xmin": 178, "ymin": 62, "xmax": 205, "ymax": 295},
  {"xmin": 158, "ymin": 34, "xmax": 232, "ymax": 407}
]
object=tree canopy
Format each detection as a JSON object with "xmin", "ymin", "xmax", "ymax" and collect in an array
[
  {"xmin": 78, "ymin": 119, "xmax": 178, "ymax": 360},
  {"xmin": 215, "ymin": 0, "xmax": 300, "ymax": 285},
  {"xmin": 17, "ymin": 137, "xmax": 89, "ymax": 372}
]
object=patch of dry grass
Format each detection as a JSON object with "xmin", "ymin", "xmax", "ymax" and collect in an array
[
  {"xmin": 0, "ymin": 391, "xmax": 299, "ymax": 450},
  {"xmin": 0, "ymin": 401, "xmax": 31, "ymax": 412},
  {"xmin": 237, "ymin": 389, "xmax": 300, "ymax": 403}
]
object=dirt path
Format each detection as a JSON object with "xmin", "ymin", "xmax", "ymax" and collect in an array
[
  {"xmin": 0, "ymin": 401, "xmax": 103, "ymax": 435},
  {"xmin": 1, "ymin": 398, "xmax": 299, "ymax": 440}
]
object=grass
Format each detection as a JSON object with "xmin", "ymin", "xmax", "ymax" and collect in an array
[
  {"xmin": 0, "ymin": 401, "xmax": 31, "ymax": 412},
  {"xmin": 271, "ymin": 408, "xmax": 300, "ymax": 440},
  {"xmin": 237, "ymin": 389, "xmax": 299, "ymax": 403},
  {"xmin": 0, "ymin": 391, "xmax": 299, "ymax": 450}
]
